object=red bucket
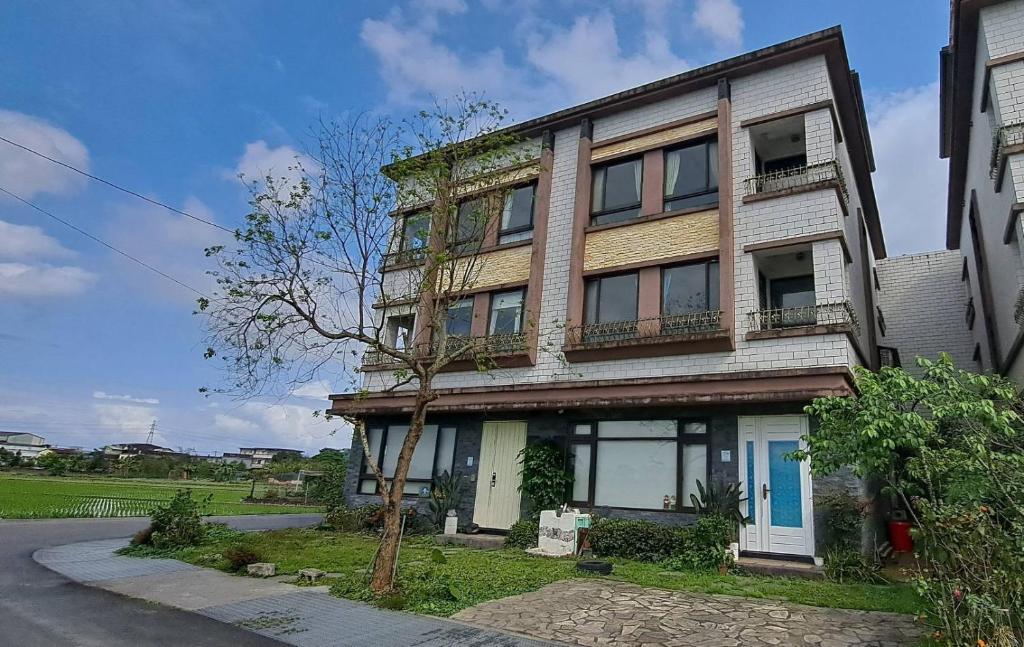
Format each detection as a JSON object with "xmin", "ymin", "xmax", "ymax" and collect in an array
[{"xmin": 889, "ymin": 520, "xmax": 914, "ymax": 552}]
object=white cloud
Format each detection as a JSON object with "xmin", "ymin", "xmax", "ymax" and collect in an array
[
  {"xmin": 290, "ymin": 380, "xmax": 333, "ymax": 400},
  {"xmin": 0, "ymin": 262, "xmax": 96, "ymax": 298},
  {"xmin": 692, "ymin": 0, "xmax": 744, "ymax": 49},
  {"xmin": 213, "ymin": 413, "xmax": 259, "ymax": 434},
  {"xmin": 868, "ymin": 82, "xmax": 948, "ymax": 255},
  {"xmin": 93, "ymin": 403, "xmax": 165, "ymax": 444},
  {"xmin": 93, "ymin": 391, "xmax": 160, "ymax": 405},
  {"xmin": 0, "ymin": 109, "xmax": 90, "ymax": 199},
  {"xmin": 0, "ymin": 219, "xmax": 74, "ymax": 260},
  {"xmin": 225, "ymin": 140, "xmax": 310, "ymax": 189},
  {"xmin": 236, "ymin": 402, "xmax": 343, "ymax": 452}
]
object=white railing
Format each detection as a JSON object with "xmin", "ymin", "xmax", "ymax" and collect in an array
[{"xmin": 744, "ymin": 160, "xmax": 848, "ymax": 202}]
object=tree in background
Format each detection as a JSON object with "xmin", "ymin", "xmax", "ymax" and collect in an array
[
  {"xmin": 793, "ymin": 355, "xmax": 1023, "ymax": 644},
  {"xmin": 199, "ymin": 94, "xmax": 532, "ymax": 593}
]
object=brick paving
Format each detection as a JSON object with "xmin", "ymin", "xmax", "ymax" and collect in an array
[{"xmin": 452, "ymin": 579, "xmax": 922, "ymax": 647}]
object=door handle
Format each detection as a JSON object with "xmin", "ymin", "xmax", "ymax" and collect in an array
[
  {"xmin": 490, "ymin": 472, "xmax": 497, "ymax": 488},
  {"xmin": 762, "ymin": 483, "xmax": 770, "ymax": 500}
]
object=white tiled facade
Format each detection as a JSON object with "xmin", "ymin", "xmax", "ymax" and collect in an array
[{"xmin": 364, "ymin": 51, "xmax": 879, "ymax": 393}]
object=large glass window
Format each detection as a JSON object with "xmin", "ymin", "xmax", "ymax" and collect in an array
[
  {"xmin": 499, "ymin": 184, "xmax": 535, "ymax": 244},
  {"xmin": 446, "ymin": 298, "xmax": 474, "ymax": 337},
  {"xmin": 662, "ymin": 261, "xmax": 720, "ymax": 315},
  {"xmin": 591, "ymin": 158, "xmax": 643, "ymax": 225},
  {"xmin": 359, "ymin": 424, "xmax": 457, "ymax": 496},
  {"xmin": 664, "ymin": 139, "xmax": 718, "ymax": 212},
  {"xmin": 769, "ymin": 275, "xmax": 815, "ymax": 309},
  {"xmin": 488, "ymin": 288, "xmax": 525, "ymax": 335},
  {"xmin": 584, "ymin": 273, "xmax": 639, "ymax": 324},
  {"xmin": 455, "ymin": 199, "xmax": 484, "ymax": 245},
  {"xmin": 400, "ymin": 211, "xmax": 430, "ymax": 252},
  {"xmin": 386, "ymin": 314, "xmax": 415, "ymax": 350},
  {"xmin": 571, "ymin": 419, "xmax": 709, "ymax": 512}
]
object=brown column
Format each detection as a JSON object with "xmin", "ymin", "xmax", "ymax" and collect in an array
[
  {"xmin": 564, "ymin": 119, "xmax": 594, "ymax": 340},
  {"xmin": 638, "ymin": 267, "xmax": 662, "ymax": 334},
  {"xmin": 641, "ymin": 149, "xmax": 664, "ymax": 217},
  {"xmin": 471, "ymin": 292, "xmax": 490, "ymax": 337},
  {"xmin": 716, "ymin": 78, "xmax": 736, "ymax": 349},
  {"xmin": 525, "ymin": 130, "xmax": 554, "ymax": 363},
  {"xmin": 412, "ymin": 203, "xmax": 448, "ymax": 355}
]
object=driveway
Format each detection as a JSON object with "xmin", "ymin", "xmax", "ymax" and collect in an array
[{"xmin": 0, "ymin": 513, "xmax": 320, "ymax": 646}]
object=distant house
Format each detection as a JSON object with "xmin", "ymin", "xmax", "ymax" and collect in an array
[
  {"xmin": 0, "ymin": 431, "xmax": 50, "ymax": 459},
  {"xmin": 103, "ymin": 443, "xmax": 183, "ymax": 460},
  {"xmin": 236, "ymin": 447, "xmax": 303, "ymax": 469}
]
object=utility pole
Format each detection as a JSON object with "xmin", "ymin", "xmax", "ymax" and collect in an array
[{"xmin": 145, "ymin": 420, "xmax": 156, "ymax": 445}]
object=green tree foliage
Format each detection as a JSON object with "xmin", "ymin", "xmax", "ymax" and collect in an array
[
  {"xmin": 795, "ymin": 355, "xmax": 1023, "ymax": 644},
  {"xmin": 147, "ymin": 489, "xmax": 210, "ymax": 549},
  {"xmin": 517, "ymin": 442, "xmax": 573, "ymax": 516}
]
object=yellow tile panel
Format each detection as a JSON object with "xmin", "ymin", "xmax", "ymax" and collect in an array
[
  {"xmin": 591, "ymin": 118, "xmax": 718, "ymax": 161},
  {"xmin": 584, "ymin": 210, "xmax": 719, "ymax": 271},
  {"xmin": 441, "ymin": 244, "xmax": 533, "ymax": 291}
]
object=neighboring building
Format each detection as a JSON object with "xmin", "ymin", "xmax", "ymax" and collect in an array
[
  {"xmin": 330, "ymin": 27, "xmax": 889, "ymax": 561},
  {"xmin": 102, "ymin": 443, "xmax": 182, "ymax": 460},
  {"xmin": 236, "ymin": 447, "xmax": 304, "ymax": 469},
  {"xmin": 940, "ymin": 0, "xmax": 1024, "ymax": 381},
  {"xmin": 0, "ymin": 431, "xmax": 50, "ymax": 460}
]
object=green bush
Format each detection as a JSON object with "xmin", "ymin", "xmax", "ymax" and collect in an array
[
  {"xmin": 587, "ymin": 519, "xmax": 680, "ymax": 562},
  {"xmin": 223, "ymin": 545, "xmax": 263, "ymax": 572},
  {"xmin": 818, "ymin": 492, "xmax": 865, "ymax": 553},
  {"xmin": 324, "ymin": 506, "xmax": 372, "ymax": 533},
  {"xmin": 504, "ymin": 518, "xmax": 539, "ymax": 549},
  {"xmin": 665, "ymin": 514, "xmax": 733, "ymax": 572},
  {"xmin": 517, "ymin": 442, "xmax": 573, "ymax": 515},
  {"xmin": 131, "ymin": 525, "xmax": 154, "ymax": 546},
  {"xmin": 822, "ymin": 548, "xmax": 881, "ymax": 584},
  {"xmin": 148, "ymin": 489, "xmax": 209, "ymax": 549}
]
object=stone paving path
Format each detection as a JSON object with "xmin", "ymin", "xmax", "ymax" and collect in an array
[
  {"xmin": 453, "ymin": 579, "xmax": 922, "ymax": 647},
  {"xmin": 35, "ymin": 538, "xmax": 556, "ymax": 647}
]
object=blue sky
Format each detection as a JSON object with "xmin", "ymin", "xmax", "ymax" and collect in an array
[{"xmin": 0, "ymin": 0, "xmax": 949, "ymax": 454}]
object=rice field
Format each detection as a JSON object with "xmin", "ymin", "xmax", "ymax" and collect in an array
[{"xmin": 0, "ymin": 473, "xmax": 323, "ymax": 519}]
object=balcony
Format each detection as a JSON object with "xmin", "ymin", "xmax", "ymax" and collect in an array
[
  {"xmin": 878, "ymin": 345, "xmax": 902, "ymax": 368},
  {"xmin": 563, "ymin": 311, "xmax": 731, "ymax": 362},
  {"xmin": 746, "ymin": 301, "xmax": 860, "ymax": 339},
  {"xmin": 382, "ymin": 247, "xmax": 426, "ymax": 269},
  {"xmin": 432, "ymin": 333, "xmax": 531, "ymax": 370},
  {"xmin": 743, "ymin": 160, "xmax": 849, "ymax": 204},
  {"xmin": 990, "ymin": 122, "xmax": 1024, "ymax": 187}
]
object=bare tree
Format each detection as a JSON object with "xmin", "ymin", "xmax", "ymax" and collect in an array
[{"xmin": 199, "ymin": 94, "xmax": 535, "ymax": 593}]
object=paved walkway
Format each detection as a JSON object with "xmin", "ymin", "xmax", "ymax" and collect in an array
[
  {"xmin": 34, "ymin": 538, "xmax": 555, "ymax": 647},
  {"xmin": 453, "ymin": 579, "xmax": 922, "ymax": 647}
]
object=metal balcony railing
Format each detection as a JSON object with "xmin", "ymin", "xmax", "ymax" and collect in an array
[
  {"xmin": 566, "ymin": 311, "xmax": 723, "ymax": 346},
  {"xmin": 747, "ymin": 301, "xmax": 860, "ymax": 336},
  {"xmin": 744, "ymin": 160, "xmax": 849, "ymax": 202},
  {"xmin": 383, "ymin": 247, "xmax": 426, "ymax": 267},
  {"xmin": 361, "ymin": 349, "xmax": 403, "ymax": 367},
  {"xmin": 431, "ymin": 333, "xmax": 529, "ymax": 358},
  {"xmin": 990, "ymin": 122, "xmax": 1024, "ymax": 179}
]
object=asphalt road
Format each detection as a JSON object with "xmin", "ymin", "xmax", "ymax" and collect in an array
[{"xmin": 0, "ymin": 513, "xmax": 322, "ymax": 647}]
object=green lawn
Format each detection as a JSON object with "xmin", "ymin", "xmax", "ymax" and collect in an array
[
  {"xmin": 0, "ymin": 472, "xmax": 323, "ymax": 518},
  {"xmin": 149, "ymin": 527, "xmax": 925, "ymax": 618}
]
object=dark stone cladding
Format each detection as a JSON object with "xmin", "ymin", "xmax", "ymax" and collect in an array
[{"xmin": 343, "ymin": 403, "xmax": 816, "ymax": 531}]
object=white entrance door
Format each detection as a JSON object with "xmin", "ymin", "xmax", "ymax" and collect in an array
[
  {"xmin": 472, "ymin": 421, "xmax": 527, "ymax": 530},
  {"xmin": 738, "ymin": 415, "xmax": 815, "ymax": 557}
]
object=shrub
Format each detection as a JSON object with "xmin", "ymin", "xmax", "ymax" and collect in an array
[
  {"xmin": 587, "ymin": 519, "xmax": 679, "ymax": 562},
  {"xmin": 818, "ymin": 491, "xmax": 865, "ymax": 553},
  {"xmin": 148, "ymin": 489, "xmax": 209, "ymax": 549},
  {"xmin": 324, "ymin": 506, "xmax": 371, "ymax": 533},
  {"xmin": 223, "ymin": 545, "xmax": 263, "ymax": 572},
  {"xmin": 517, "ymin": 442, "xmax": 573, "ymax": 515},
  {"xmin": 428, "ymin": 471, "xmax": 466, "ymax": 527},
  {"xmin": 665, "ymin": 514, "xmax": 733, "ymax": 572},
  {"xmin": 689, "ymin": 480, "xmax": 751, "ymax": 531},
  {"xmin": 504, "ymin": 518, "xmax": 539, "ymax": 549},
  {"xmin": 131, "ymin": 525, "xmax": 154, "ymax": 546},
  {"xmin": 822, "ymin": 548, "xmax": 881, "ymax": 584}
]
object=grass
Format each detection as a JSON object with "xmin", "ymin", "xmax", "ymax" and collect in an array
[
  {"xmin": 0, "ymin": 472, "xmax": 323, "ymax": 518},
  {"xmin": 130, "ymin": 526, "xmax": 925, "ymax": 618}
]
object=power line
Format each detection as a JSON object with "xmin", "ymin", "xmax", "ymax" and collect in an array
[
  {"xmin": 0, "ymin": 186, "xmax": 207, "ymax": 297},
  {"xmin": 0, "ymin": 135, "xmax": 235, "ymax": 234}
]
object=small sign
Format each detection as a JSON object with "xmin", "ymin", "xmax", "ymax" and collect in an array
[
  {"xmin": 466, "ymin": 456, "xmax": 474, "ymax": 467},
  {"xmin": 720, "ymin": 449, "xmax": 732, "ymax": 462}
]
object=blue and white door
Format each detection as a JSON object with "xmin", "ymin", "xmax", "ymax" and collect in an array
[{"xmin": 738, "ymin": 416, "xmax": 814, "ymax": 557}]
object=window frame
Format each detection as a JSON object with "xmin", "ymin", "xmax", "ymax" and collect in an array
[
  {"xmin": 358, "ymin": 423, "xmax": 459, "ymax": 497},
  {"xmin": 498, "ymin": 182, "xmax": 537, "ymax": 244},
  {"xmin": 660, "ymin": 259, "xmax": 720, "ymax": 316},
  {"xmin": 590, "ymin": 156, "xmax": 644, "ymax": 226},
  {"xmin": 487, "ymin": 287, "xmax": 527, "ymax": 336},
  {"xmin": 767, "ymin": 274, "xmax": 816, "ymax": 310},
  {"xmin": 386, "ymin": 313, "xmax": 415, "ymax": 350},
  {"xmin": 584, "ymin": 271, "xmax": 640, "ymax": 325},
  {"xmin": 568, "ymin": 418, "xmax": 711, "ymax": 513},
  {"xmin": 445, "ymin": 297, "xmax": 475, "ymax": 338},
  {"xmin": 399, "ymin": 211, "xmax": 431, "ymax": 253},
  {"xmin": 662, "ymin": 137, "xmax": 720, "ymax": 213}
]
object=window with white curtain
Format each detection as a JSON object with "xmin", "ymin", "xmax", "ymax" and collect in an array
[
  {"xmin": 591, "ymin": 157, "xmax": 643, "ymax": 225},
  {"xmin": 358, "ymin": 424, "xmax": 457, "ymax": 495},
  {"xmin": 664, "ymin": 139, "xmax": 718, "ymax": 212},
  {"xmin": 499, "ymin": 183, "xmax": 536, "ymax": 244},
  {"xmin": 488, "ymin": 288, "xmax": 525, "ymax": 335},
  {"xmin": 570, "ymin": 419, "xmax": 710, "ymax": 511},
  {"xmin": 662, "ymin": 260, "xmax": 720, "ymax": 315}
]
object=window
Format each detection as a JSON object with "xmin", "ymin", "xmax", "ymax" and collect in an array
[
  {"xmin": 488, "ymin": 288, "xmax": 525, "ymax": 335},
  {"xmin": 455, "ymin": 199, "xmax": 485, "ymax": 245},
  {"xmin": 386, "ymin": 314, "xmax": 415, "ymax": 350},
  {"xmin": 358, "ymin": 424, "xmax": 457, "ymax": 495},
  {"xmin": 876, "ymin": 306, "xmax": 887, "ymax": 336},
  {"xmin": 570, "ymin": 419, "xmax": 709, "ymax": 511},
  {"xmin": 769, "ymin": 275, "xmax": 815, "ymax": 309},
  {"xmin": 664, "ymin": 139, "xmax": 718, "ymax": 212},
  {"xmin": 584, "ymin": 273, "xmax": 639, "ymax": 324},
  {"xmin": 750, "ymin": 115, "xmax": 807, "ymax": 175},
  {"xmin": 662, "ymin": 260, "xmax": 720, "ymax": 315},
  {"xmin": 591, "ymin": 158, "xmax": 643, "ymax": 225},
  {"xmin": 446, "ymin": 298, "xmax": 474, "ymax": 337},
  {"xmin": 499, "ymin": 184, "xmax": 535, "ymax": 244},
  {"xmin": 400, "ymin": 211, "xmax": 430, "ymax": 252}
]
